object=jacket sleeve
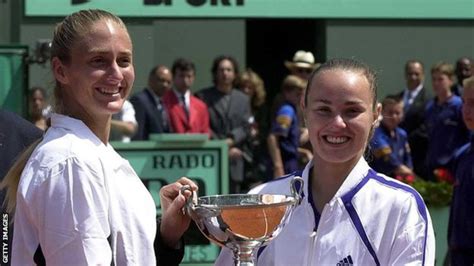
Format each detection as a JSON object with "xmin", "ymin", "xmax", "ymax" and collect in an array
[
  {"xmin": 154, "ymin": 218, "xmax": 185, "ymax": 266},
  {"xmin": 388, "ymin": 197, "xmax": 436, "ymax": 265}
]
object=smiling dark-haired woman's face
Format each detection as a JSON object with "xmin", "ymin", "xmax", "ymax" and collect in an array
[{"xmin": 305, "ymin": 69, "xmax": 378, "ymax": 167}]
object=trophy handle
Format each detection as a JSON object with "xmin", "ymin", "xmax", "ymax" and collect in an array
[
  {"xmin": 290, "ymin": 177, "xmax": 304, "ymax": 205},
  {"xmin": 180, "ymin": 185, "xmax": 195, "ymax": 212}
]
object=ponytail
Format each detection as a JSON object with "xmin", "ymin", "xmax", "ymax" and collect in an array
[{"xmin": 1, "ymin": 138, "xmax": 43, "ymax": 217}]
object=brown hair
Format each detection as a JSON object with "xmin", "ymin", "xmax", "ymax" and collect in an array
[
  {"xmin": 1, "ymin": 9, "xmax": 127, "ymax": 216},
  {"xmin": 381, "ymin": 94, "xmax": 403, "ymax": 110},
  {"xmin": 238, "ymin": 69, "xmax": 266, "ymax": 108},
  {"xmin": 304, "ymin": 58, "xmax": 378, "ymax": 110},
  {"xmin": 430, "ymin": 62, "xmax": 455, "ymax": 80},
  {"xmin": 282, "ymin": 75, "xmax": 307, "ymax": 93},
  {"xmin": 211, "ymin": 55, "xmax": 239, "ymax": 86}
]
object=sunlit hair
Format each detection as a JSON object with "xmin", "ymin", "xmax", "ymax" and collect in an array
[
  {"xmin": 1, "ymin": 9, "xmax": 127, "ymax": 217},
  {"xmin": 238, "ymin": 69, "xmax": 266, "ymax": 108},
  {"xmin": 463, "ymin": 76, "xmax": 474, "ymax": 90},
  {"xmin": 304, "ymin": 58, "xmax": 378, "ymax": 110},
  {"xmin": 430, "ymin": 62, "xmax": 454, "ymax": 79}
]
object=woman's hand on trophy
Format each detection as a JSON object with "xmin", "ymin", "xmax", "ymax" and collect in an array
[{"xmin": 160, "ymin": 177, "xmax": 198, "ymax": 249}]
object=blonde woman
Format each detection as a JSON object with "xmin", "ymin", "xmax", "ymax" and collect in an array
[{"xmin": 1, "ymin": 9, "xmax": 195, "ymax": 265}]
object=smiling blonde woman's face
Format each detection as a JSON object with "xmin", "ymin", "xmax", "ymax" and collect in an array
[{"xmin": 54, "ymin": 19, "xmax": 134, "ymax": 120}]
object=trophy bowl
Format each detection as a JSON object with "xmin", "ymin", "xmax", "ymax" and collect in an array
[{"xmin": 181, "ymin": 177, "xmax": 304, "ymax": 266}]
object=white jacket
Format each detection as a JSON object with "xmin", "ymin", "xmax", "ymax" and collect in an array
[
  {"xmin": 13, "ymin": 114, "xmax": 157, "ymax": 265},
  {"xmin": 216, "ymin": 157, "xmax": 435, "ymax": 266}
]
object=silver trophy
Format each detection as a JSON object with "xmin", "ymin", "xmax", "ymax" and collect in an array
[{"xmin": 181, "ymin": 177, "xmax": 304, "ymax": 266}]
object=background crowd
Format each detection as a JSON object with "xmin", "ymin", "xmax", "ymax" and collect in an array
[{"xmin": 24, "ymin": 53, "xmax": 473, "ymax": 192}]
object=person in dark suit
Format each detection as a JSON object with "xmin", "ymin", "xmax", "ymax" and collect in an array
[
  {"xmin": 130, "ymin": 65, "xmax": 172, "ymax": 140},
  {"xmin": 196, "ymin": 55, "xmax": 251, "ymax": 193},
  {"xmin": 0, "ymin": 109, "xmax": 43, "ymax": 266},
  {"xmin": 0, "ymin": 109, "xmax": 43, "ymax": 197},
  {"xmin": 451, "ymin": 57, "xmax": 473, "ymax": 96},
  {"xmin": 397, "ymin": 60, "xmax": 429, "ymax": 178},
  {"xmin": 162, "ymin": 58, "xmax": 210, "ymax": 135}
]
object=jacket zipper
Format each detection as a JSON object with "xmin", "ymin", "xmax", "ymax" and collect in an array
[
  {"xmin": 307, "ymin": 203, "xmax": 330, "ymax": 265},
  {"xmin": 307, "ymin": 230, "xmax": 317, "ymax": 265}
]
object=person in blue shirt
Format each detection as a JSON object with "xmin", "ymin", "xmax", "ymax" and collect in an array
[
  {"xmin": 448, "ymin": 76, "xmax": 474, "ymax": 265},
  {"xmin": 267, "ymin": 75, "xmax": 308, "ymax": 178},
  {"xmin": 369, "ymin": 95, "xmax": 414, "ymax": 177},
  {"xmin": 424, "ymin": 62, "xmax": 470, "ymax": 181}
]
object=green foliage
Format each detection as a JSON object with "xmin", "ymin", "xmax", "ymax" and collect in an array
[{"xmin": 411, "ymin": 179, "xmax": 453, "ymax": 207}]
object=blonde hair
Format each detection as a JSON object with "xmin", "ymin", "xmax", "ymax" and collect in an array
[
  {"xmin": 1, "ymin": 9, "xmax": 128, "ymax": 216},
  {"xmin": 239, "ymin": 69, "xmax": 266, "ymax": 108}
]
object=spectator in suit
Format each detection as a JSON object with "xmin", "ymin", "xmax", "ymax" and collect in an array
[
  {"xmin": 130, "ymin": 65, "xmax": 172, "ymax": 140},
  {"xmin": 451, "ymin": 57, "xmax": 473, "ymax": 96},
  {"xmin": 162, "ymin": 58, "xmax": 210, "ymax": 135},
  {"xmin": 397, "ymin": 60, "xmax": 429, "ymax": 178},
  {"xmin": 196, "ymin": 55, "xmax": 251, "ymax": 193}
]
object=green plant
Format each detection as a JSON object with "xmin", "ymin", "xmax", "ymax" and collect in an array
[
  {"xmin": 395, "ymin": 169, "xmax": 454, "ymax": 207},
  {"xmin": 410, "ymin": 179, "xmax": 453, "ymax": 207}
]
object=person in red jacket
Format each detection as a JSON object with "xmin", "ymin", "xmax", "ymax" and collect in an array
[{"xmin": 162, "ymin": 58, "xmax": 210, "ymax": 136}]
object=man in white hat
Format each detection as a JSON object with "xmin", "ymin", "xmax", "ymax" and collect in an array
[{"xmin": 284, "ymin": 50, "xmax": 319, "ymax": 80}]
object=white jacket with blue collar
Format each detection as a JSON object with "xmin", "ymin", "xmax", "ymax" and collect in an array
[{"xmin": 215, "ymin": 157, "xmax": 435, "ymax": 266}]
